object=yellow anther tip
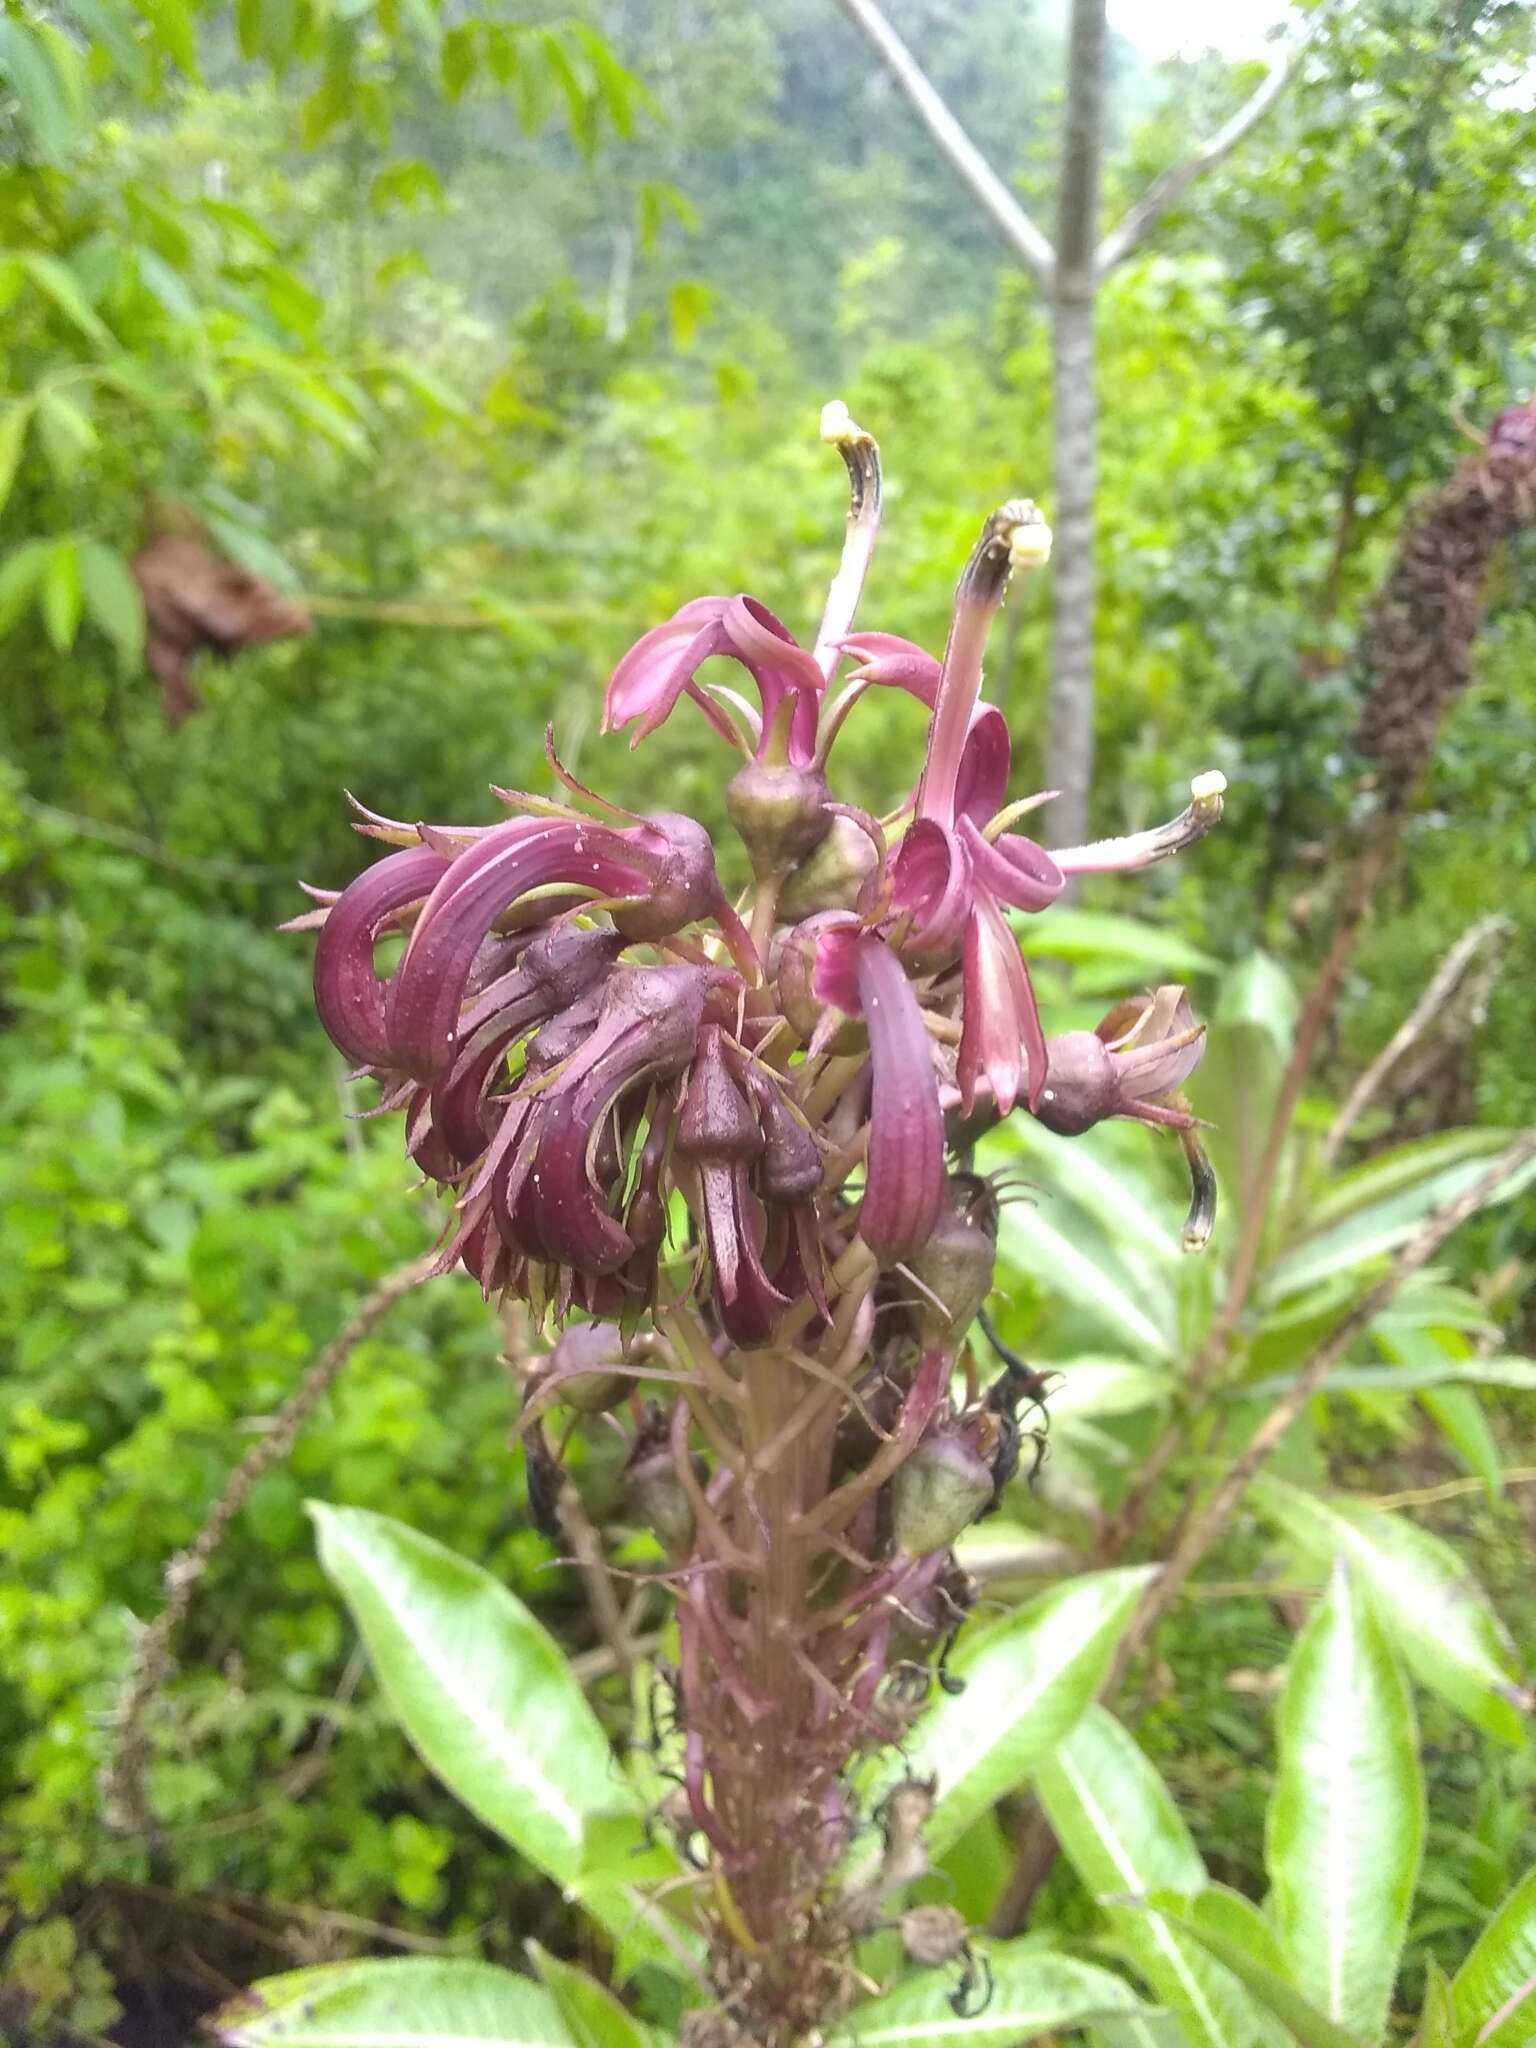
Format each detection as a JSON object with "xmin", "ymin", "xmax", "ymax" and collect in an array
[
  {"xmin": 820, "ymin": 399, "xmax": 855, "ymax": 445},
  {"xmin": 1190, "ymin": 770, "xmax": 1227, "ymax": 803}
]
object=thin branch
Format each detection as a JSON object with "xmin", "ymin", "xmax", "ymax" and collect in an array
[
  {"xmin": 1105, "ymin": 1130, "xmax": 1536, "ymax": 1692},
  {"xmin": 557, "ymin": 1478, "xmax": 640, "ymax": 1684},
  {"xmin": 101, "ymin": 1252, "xmax": 437, "ymax": 1834},
  {"xmin": 832, "ymin": 0, "xmax": 1057, "ymax": 290},
  {"xmin": 1323, "ymin": 914, "xmax": 1510, "ymax": 1165},
  {"xmin": 1095, "ymin": 35, "xmax": 1301, "ymax": 275}
]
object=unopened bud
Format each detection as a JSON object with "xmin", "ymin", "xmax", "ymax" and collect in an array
[
  {"xmin": 890, "ymin": 1431, "xmax": 994, "ymax": 1555},
  {"xmin": 777, "ymin": 920, "xmax": 868, "ymax": 1053},
  {"xmin": 623, "ymin": 1419, "xmax": 697, "ymax": 1555},
  {"xmin": 908, "ymin": 1178, "xmax": 997, "ymax": 1338},
  {"xmin": 726, "ymin": 758, "xmax": 833, "ymax": 878},
  {"xmin": 678, "ymin": 1027, "xmax": 761, "ymax": 1162},
  {"xmin": 611, "ymin": 814, "xmax": 719, "ymax": 942},
  {"xmin": 752, "ymin": 1075, "xmax": 823, "ymax": 1200},
  {"xmin": 779, "ymin": 812, "xmax": 880, "ymax": 919},
  {"xmin": 543, "ymin": 1321, "xmax": 629, "ymax": 1415}
]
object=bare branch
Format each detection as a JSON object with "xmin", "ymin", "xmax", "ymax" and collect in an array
[
  {"xmin": 1096, "ymin": 38, "xmax": 1300, "ymax": 275},
  {"xmin": 1323, "ymin": 913, "xmax": 1510, "ymax": 1165},
  {"xmin": 832, "ymin": 0, "xmax": 1056, "ymax": 291}
]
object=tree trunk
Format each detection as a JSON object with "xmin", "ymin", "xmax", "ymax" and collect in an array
[
  {"xmin": 1046, "ymin": 285, "xmax": 1096, "ymax": 847},
  {"xmin": 1044, "ymin": 0, "xmax": 1106, "ymax": 849}
]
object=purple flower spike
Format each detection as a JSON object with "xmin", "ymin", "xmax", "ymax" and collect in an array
[
  {"xmin": 312, "ymin": 845, "xmax": 450, "ymax": 1068},
  {"xmin": 854, "ymin": 935, "xmax": 944, "ymax": 1262}
]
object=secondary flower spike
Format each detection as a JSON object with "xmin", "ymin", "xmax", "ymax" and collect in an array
[{"xmin": 299, "ymin": 400, "xmax": 1226, "ymax": 2042}]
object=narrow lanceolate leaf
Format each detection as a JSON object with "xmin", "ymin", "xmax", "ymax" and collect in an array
[
  {"xmin": 1452, "ymin": 1864, "xmax": 1536, "ymax": 2047},
  {"xmin": 1036, "ymin": 1708, "xmax": 1284, "ymax": 2048},
  {"xmin": 309, "ymin": 1506, "xmax": 691, "ymax": 1977},
  {"xmin": 527, "ymin": 1944, "xmax": 650, "ymax": 2048},
  {"xmin": 210, "ymin": 1957, "xmax": 577, "ymax": 2046},
  {"xmin": 1415, "ymin": 1960, "xmax": 1456, "ymax": 2048},
  {"xmin": 1265, "ymin": 1562, "xmax": 1423, "ymax": 2040},
  {"xmin": 842, "ymin": 1941, "xmax": 1150, "ymax": 2045},
  {"xmin": 1139, "ymin": 1894, "xmax": 1369, "ymax": 2048},
  {"xmin": 858, "ymin": 1567, "xmax": 1155, "ymax": 1871},
  {"xmin": 1250, "ymin": 1479, "xmax": 1527, "ymax": 1745}
]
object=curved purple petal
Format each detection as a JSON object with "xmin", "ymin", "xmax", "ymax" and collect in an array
[
  {"xmin": 952, "ymin": 704, "xmax": 1011, "ymax": 826},
  {"xmin": 387, "ymin": 822, "xmax": 648, "ymax": 1077},
  {"xmin": 958, "ymin": 894, "xmax": 1048, "ymax": 1115},
  {"xmin": 892, "ymin": 820, "xmax": 972, "ymax": 960},
  {"xmin": 313, "ymin": 845, "xmax": 450, "ymax": 1068},
  {"xmin": 603, "ymin": 597, "xmax": 731, "ymax": 735},
  {"xmin": 854, "ymin": 935, "xmax": 944, "ymax": 1261},
  {"xmin": 957, "ymin": 815, "xmax": 1065, "ymax": 913},
  {"xmin": 699, "ymin": 1159, "xmax": 791, "ymax": 1349},
  {"xmin": 835, "ymin": 632, "xmax": 942, "ymax": 706}
]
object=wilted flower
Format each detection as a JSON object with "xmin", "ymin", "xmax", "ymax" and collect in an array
[{"xmin": 1035, "ymin": 984, "xmax": 1208, "ymax": 1137}]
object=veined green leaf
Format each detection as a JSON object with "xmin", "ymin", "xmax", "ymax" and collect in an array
[
  {"xmin": 1265, "ymin": 1562, "xmax": 1423, "ymax": 2038},
  {"xmin": 1309, "ymin": 1128, "xmax": 1516, "ymax": 1231},
  {"xmin": 1214, "ymin": 950, "xmax": 1297, "ymax": 1050},
  {"xmin": 1240, "ymin": 1356, "xmax": 1536, "ymax": 1401},
  {"xmin": 1419, "ymin": 1385, "xmax": 1502, "ymax": 1500},
  {"xmin": 36, "ymin": 388, "xmax": 98, "ymax": 481},
  {"xmin": 1451, "ymin": 1864, "xmax": 1536, "ymax": 2047},
  {"xmin": 309, "ymin": 1506, "xmax": 688, "ymax": 1972},
  {"xmin": 981, "ymin": 1117, "xmax": 1184, "ymax": 1274},
  {"xmin": 858, "ymin": 1568, "xmax": 1154, "ymax": 1870},
  {"xmin": 527, "ymin": 1944, "xmax": 648, "ymax": 2048},
  {"xmin": 1138, "ymin": 1894, "xmax": 1368, "ymax": 2048},
  {"xmin": 1037, "ymin": 1360, "xmax": 1172, "ymax": 1421},
  {"xmin": 0, "ymin": 538, "xmax": 49, "ymax": 632},
  {"xmin": 842, "ymin": 1940, "xmax": 1151, "ymax": 2044},
  {"xmin": 1265, "ymin": 1148, "xmax": 1536, "ymax": 1301},
  {"xmin": 1416, "ymin": 1960, "xmax": 1456, "ymax": 2048},
  {"xmin": 210, "ymin": 1956, "xmax": 576, "ymax": 2046},
  {"xmin": 1250, "ymin": 1479, "xmax": 1526, "ymax": 1744},
  {"xmin": 994, "ymin": 1196, "xmax": 1174, "ymax": 1360},
  {"xmin": 1037, "ymin": 1708, "xmax": 1283, "ymax": 2048}
]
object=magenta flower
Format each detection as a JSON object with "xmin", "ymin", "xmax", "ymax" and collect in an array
[{"xmin": 1034, "ymin": 985, "xmax": 1208, "ymax": 1137}]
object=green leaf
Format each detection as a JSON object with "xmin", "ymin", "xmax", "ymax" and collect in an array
[
  {"xmin": 1019, "ymin": 907, "xmax": 1219, "ymax": 980},
  {"xmin": 1309, "ymin": 1128, "xmax": 1515, "ymax": 1231},
  {"xmin": 1265, "ymin": 1562, "xmax": 1424, "ymax": 2038},
  {"xmin": 0, "ymin": 403, "xmax": 33, "ymax": 515},
  {"xmin": 859, "ymin": 1568, "xmax": 1155, "ymax": 1869},
  {"xmin": 79, "ymin": 540, "xmax": 145, "ymax": 668},
  {"xmin": 1036, "ymin": 1708, "xmax": 1283, "ymax": 2048},
  {"xmin": 23, "ymin": 252, "xmax": 110, "ymax": 344},
  {"xmin": 309, "ymin": 1505, "xmax": 686, "ymax": 1972},
  {"xmin": 667, "ymin": 279, "xmax": 714, "ymax": 351},
  {"xmin": 1241, "ymin": 1356, "xmax": 1536, "ymax": 1401},
  {"xmin": 41, "ymin": 537, "xmax": 82, "ymax": 652},
  {"xmin": 1250, "ymin": 1479, "xmax": 1526, "ymax": 1744},
  {"xmin": 1452, "ymin": 1864, "xmax": 1536, "ymax": 2047},
  {"xmin": 527, "ymin": 1944, "xmax": 648, "ymax": 2048},
  {"xmin": 210, "ymin": 1957, "xmax": 576, "ymax": 2045},
  {"xmin": 843, "ymin": 1940, "xmax": 1152, "ymax": 2044},
  {"xmin": 1419, "ymin": 1385, "xmax": 1502, "ymax": 1500},
  {"xmin": 1138, "ymin": 1895, "xmax": 1368, "ymax": 2048},
  {"xmin": 0, "ymin": 17, "xmax": 78, "ymax": 155},
  {"xmin": 993, "ymin": 1188, "xmax": 1174, "ymax": 1360},
  {"xmin": 1416, "ymin": 1959, "xmax": 1456, "ymax": 2048},
  {"xmin": 0, "ymin": 539, "xmax": 48, "ymax": 633},
  {"xmin": 36, "ymin": 389, "xmax": 98, "ymax": 482},
  {"xmin": 1214, "ymin": 950, "xmax": 1298, "ymax": 1049},
  {"xmin": 1266, "ymin": 1146, "xmax": 1536, "ymax": 1301}
]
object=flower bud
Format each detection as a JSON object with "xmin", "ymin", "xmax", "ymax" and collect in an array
[
  {"xmin": 908, "ymin": 1176, "xmax": 997, "ymax": 1339},
  {"xmin": 610, "ymin": 814, "xmax": 720, "ymax": 942},
  {"xmin": 751, "ymin": 1074, "xmax": 823, "ymax": 1200},
  {"xmin": 677, "ymin": 1027, "xmax": 762, "ymax": 1163},
  {"xmin": 777, "ymin": 920, "xmax": 867, "ymax": 1053},
  {"xmin": 1032, "ymin": 1030, "xmax": 1118, "ymax": 1136},
  {"xmin": 726, "ymin": 758, "xmax": 833, "ymax": 878},
  {"xmin": 543, "ymin": 1321, "xmax": 629, "ymax": 1415},
  {"xmin": 623, "ymin": 1410, "xmax": 696, "ymax": 1555},
  {"xmin": 889, "ymin": 1430, "xmax": 993, "ymax": 1555},
  {"xmin": 779, "ymin": 811, "xmax": 880, "ymax": 918}
]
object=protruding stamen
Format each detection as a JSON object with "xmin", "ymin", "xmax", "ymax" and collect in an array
[
  {"xmin": 813, "ymin": 397, "xmax": 884, "ymax": 682},
  {"xmin": 1054, "ymin": 770, "xmax": 1228, "ymax": 876}
]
